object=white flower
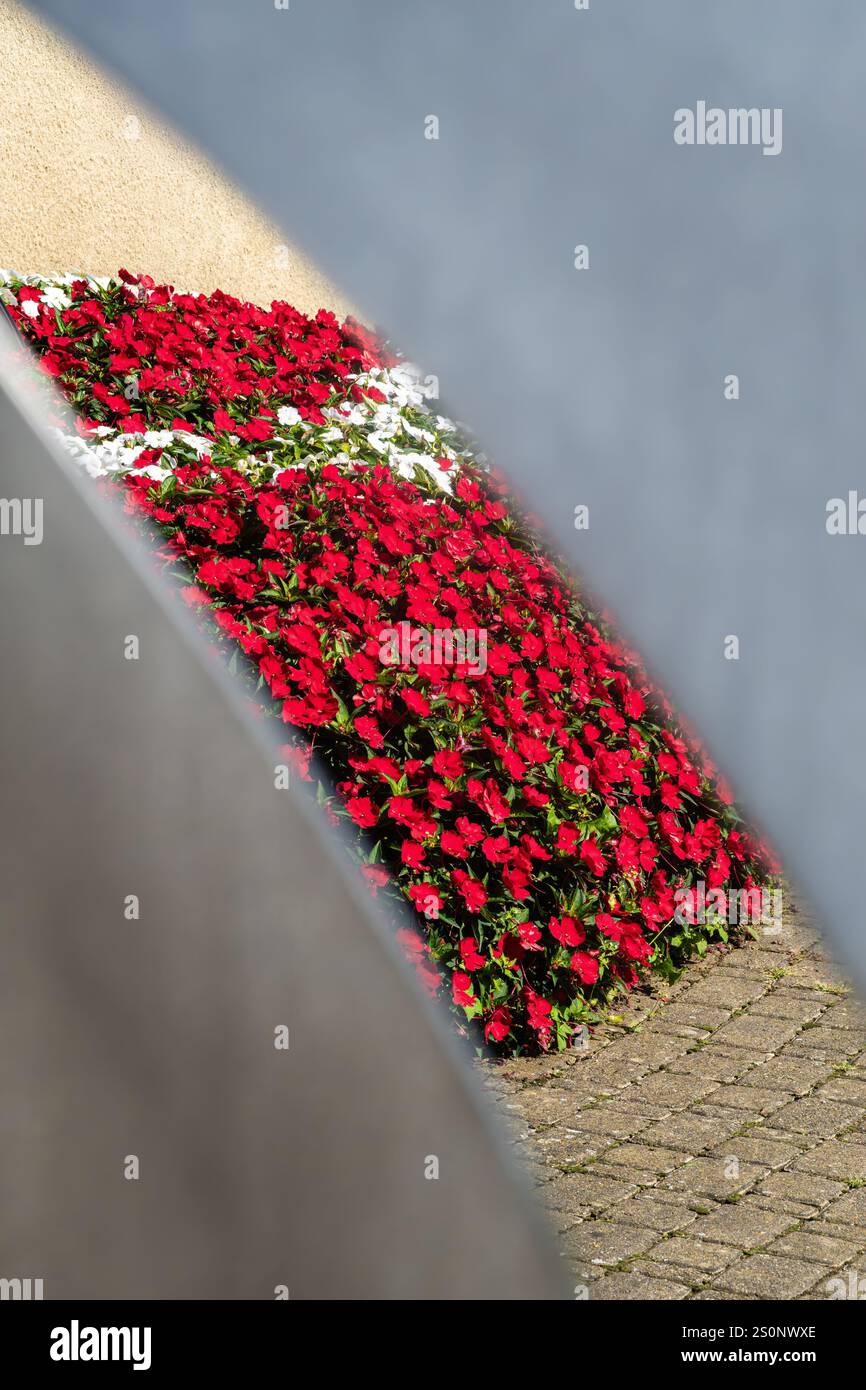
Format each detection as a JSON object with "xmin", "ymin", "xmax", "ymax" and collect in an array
[
  {"xmin": 39, "ymin": 284, "xmax": 72, "ymax": 311},
  {"xmin": 324, "ymin": 403, "xmax": 365, "ymax": 426},
  {"xmin": 277, "ymin": 405, "xmax": 301, "ymax": 427},
  {"xmin": 403, "ymin": 422, "xmax": 435, "ymax": 444},
  {"xmin": 389, "ymin": 449, "xmax": 453, "ymax": 494},
  {"xmin": 183, "ymin": 434, "xmax": 214, "ymax": 456},
  {"xmin": 21, "ymin": 299, "xmax": 40, "ymax": 319}
]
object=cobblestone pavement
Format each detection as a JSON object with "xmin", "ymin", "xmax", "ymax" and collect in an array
[{"xmin": 481, "ymin": 901, "xmax": 866, "ymax": 1299}]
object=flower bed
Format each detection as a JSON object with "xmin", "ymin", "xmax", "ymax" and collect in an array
[{"xmin": 2, "ymin": 269, "xmax": 778, "ymax": 1053}]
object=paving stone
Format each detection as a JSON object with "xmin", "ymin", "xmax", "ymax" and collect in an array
[
  {"xmin": 621, "ymin": 1071, "xmax": 718, "ymax": 1109},
  {"xmin": 712, "ymin": 1015, "xmax": 802, "ymax": 1052},
  {"xmin": 510, "ymin": 1088, "xmax": 579, "ymax": 1128},
  {"xmin": 666, "ymin": 1048, "xmax": 756, "ymax": 1083},
  {"xmin": 768, "ymin": 1229, "xmax": 866, "ymax": 1266},
  {"xmin": 646, "ymin": 1235, "xmax": 739, "ymax": 1273},
  {"xmin": 717, "ymin": 949, "xmax": 787, "ymax": 974},
  {"xmin": 714, "ymin": 1253, "xmax": 832, "ymax": 1299},
  {"xmin": 589, "ymin": 1270, "xmax": 690, "ymax": 1300},
  {"xmin": 663, "ymin": 1156, "xmax": 766, "ymax": 1201},
  {"xmin": 751, "ymin": 1126, "xmax": 814, "ymax": 1151},
  {"xmin": 709, "ymin": 1132, "xmax": 801, "ymax": 1169},
  {"xmin": 782, "ymin": 961, "xmax": 850, "ymax": 991},
  {"xmin": 748, "ymin": 1054, "xmax": 835, "ymax": 1095},
  {"xmin": 620, "ymin": 989, "xmax": 668, "ymax": 1018},
  {"xmin": 820, "ymin": 1187, "xmax": 866, "ymax": 1224},
  {"xmin": 793, "ymin": 1140, "xmax": 866, "ymax": 1182},
  {"xmin": 489, "ymin": 1056, "xmax": 567, "ymax": 1087},
  {"xmin": 613, "ymin": 1195, "xmax": 702, "ymax": 1235},
  {"xmin": 602, "ymin": 1142, "xmax": 685, "ymax": 1175},
  {"xmin": 683, "ymin": 977, "xmax": 769, "ymax": 1010},
  {"xmin": 649, "ymin": 1002, "xmax": 731, "ymax": 1035},
  {"xmin": 599, "ymin": 1032, "xmax": 691, "ymax": 1074},
  {"xmin": 565, "ymin": 1060, "xmax": 631, "ymax": 1098},
  {"xmin": 583, "ymin": 1161, "xmax": 653, "ymax": 1190},
  {"xmin": 703, "ymin": 1083, "xmax": 794, "ymax": 1115},
  {"xmin": 560, "ymin": 1220, "xmax": 660, "ymax": 1267},
  {"xmin": 785, "ymin": 1026, "xmax": 863, "ymax": 1059},
  {"xmin": 821, "ymin": 1001, "xmax": 866, "ymax": 1030},
  {"xmin": 541, "ymin": 1170, "xmax": 638, "ymax": 1221},
  {"xmin": 749, "ymin": 1196, "xmax": 819, "ymax": 1220},
  {"xmin": 749, "ymin": 995, "xmax": 827, "ymax": 1024},
  {"xmin": 817, "ymin": 1074, "xmax": 866, "ymax": 1105},
  {"xmin": 568, "ymin": 1105, "xmax": 659, "ymax": 1139},
  {"xmin": 690, "ymin": 1289, "xmax": 743, "ymax": 1300},
  {"xmin": 631, "ymin": 1259, "xmax": 711, "ymax": 1287},
  {"xmin": 641, "ymin": 1110, "xmax": 744, "ymax": 1153},
  {"xmin": 754, "ymin": 922, "xmax": 803, "ymax": 950},
  {"xmin": 756, "ymin": 1170, "xmax": 847, "ymax": 1210},
  {"xmin": 687, "ymin": 1202, "xmax": 794, "ymax": 1248},
  {"xmin": 531, "ymin": 1132, "xmax": 610, "ymax": 1168},
  {"xmin": 795, "ymin": 1218, "xmax": 866, "ymax": 1242},
  {"xmin": 769, "ymin": 1095, "xmax": 862, "ymax": 1139}
]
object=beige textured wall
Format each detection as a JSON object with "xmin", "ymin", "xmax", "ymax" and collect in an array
[{"xmin": 0, "ymin": 0, "xmax": 352, "ymax": 317}]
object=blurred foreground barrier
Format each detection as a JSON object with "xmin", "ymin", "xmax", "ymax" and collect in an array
[{"xmin": 0, "ymin": 323, "xmax": 563, "ymax": 1299}]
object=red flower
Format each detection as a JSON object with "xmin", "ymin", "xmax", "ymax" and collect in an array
[
  {"xmin": 570, "ymin": 951, "xmax": 599, "ymax": 984},
  {"xmin": 361, "ymin": 863, "xmax": 390, "ymax": 894},
  {"xmin": 484, "ymin": 1006, "xmax": 512, "ymax": 1044},
  {"xmin": 346, "ymin": 797, "xmax": 378, "ymax": 828},
  {"xmin": 502, "ymin": 865, "xmax": 531, "ymax": 900},
  {"xmin": 620, "ymin": 805, "xmax": 650, "ymax": 838},
  {"xmin": 556, "ymin": 822, "xmax": 579, "ymax": 854},
  {"xmin": 459, "ymin": 936, "xmax": 485, "ymax": 971},
  {"xmin": 452, "ymin": 870, "xmax": 488, "ymax": 912},
  {"xmin": 452, "ymin": 971, "xmax": 475, "ymax": 1008},
  {"xmin": 401, "ymin": 841, "xmax": 426, "ymax": 869},
  {"xmin": 467, "ymin": 776, "xmax": 510, "ymax": 823},
  {"xmin": 456, "ymin": 817, "xmax": 485, "ymax": 845},
  {"xmin": 525, "ymin": 991, "xmax": 554, "ymax": 1045},
  {"xmin": 440, "ymin": 829, "xmax": 468, "ymax": 857},
  {"xmin": 431, "ymin": 748, "xmax": 464, "ymax": 780},
  {"xmin": 481, "ymin": 834, "xmax": 511, "ymax": 864},
  {"xmin": 408, "ymin": 883, "xmax": 442, "ymax": 918},
  {"xmin": 579, "ymin": 835, "xmax": 606, "ymax": 876},
  {"xmin": 354, "ymin": 715, "xmax": 384, "ymax": 749},
  {"xmin": 548, "ymin": 915, "xmax": 586, "ymax": 948},
  {"xmin": 517, "ymin": 921, "xmax": 543, "ymax": 951},
  {"xmin": 401, "ymin": 688, "xmax": 432, "ymax": 717}
]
